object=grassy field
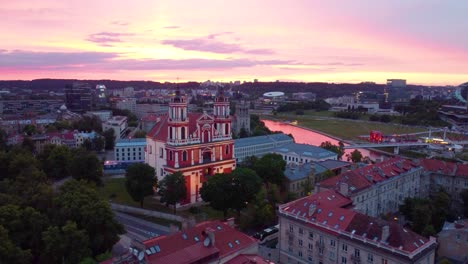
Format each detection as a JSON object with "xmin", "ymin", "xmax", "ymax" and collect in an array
[
  {"xmin": 99, "ymin": 177, "xmax": 227, "ymax": 222},
  {"xmin": 268, "ymin": 111, "xmax": 426, "ymax": 140}
]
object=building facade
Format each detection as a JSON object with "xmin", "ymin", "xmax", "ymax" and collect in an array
[
  {"xmin": 437, "ymin": 219, "xmax": 468, "ymax": 263},
  {"xmin": 234, "ymin": 133, "xmax": 294, "ymax": 163},
  {"xmin": 114, "ymin": 138, "xmax": 146, "ymax": 163},
  {"xmin": 0, "ymin": 99, "xmax": 64, "ymax": 115},
  {"xmin": 419, "ymin": 159, "xmax": 468, "ymax": 213},
  {"xmin": 273, "ymin": 143, "xmax": 338, "ymax": 164},
  {"xmin": 319, "ymin": 158, "xmax": 423, "ymax": 217},
  {"xmin": 65, "ymin": 82, "xmax": 92, "ymax": 112},
  {"xmin": 102, "ymin": 116, "xmax": 128, "ymax": 140},
  {"xmin": 278, "ymin": 189, "xmax": 437, "ymax": 264},
  {"xmin": 146, "ymin": 89, "xmax": 236, "ymax": 205},
  {"xmin": 233, "ymin": 100, "xmax": 250, "ymax": 136}
]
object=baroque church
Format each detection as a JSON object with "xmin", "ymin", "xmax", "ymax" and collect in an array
[{"xmin": 145, "ymin": 88, "xmax": 236, "ymax": 204}]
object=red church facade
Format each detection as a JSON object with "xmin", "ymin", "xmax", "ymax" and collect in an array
[{"xmin": 145, "ymin": 89, "xmax": 236, "ymax": 205}]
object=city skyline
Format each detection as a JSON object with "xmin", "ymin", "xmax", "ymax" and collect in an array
[{"xmin": 1, "ymin": 0, "xmax": 468, "ymax": 85}]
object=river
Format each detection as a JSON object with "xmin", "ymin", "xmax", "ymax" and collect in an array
[{"xmin": 262, "ymin": 119, "xmax": 385, "ymax": 161}]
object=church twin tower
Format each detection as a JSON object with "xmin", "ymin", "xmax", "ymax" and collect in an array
[{"xmin": 146, "ymin": 88, "xmax": 236, "ymax": 205}]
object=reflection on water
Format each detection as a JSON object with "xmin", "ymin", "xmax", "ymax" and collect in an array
[{"xmin": 262, "ymin": 119, "xmax": 383, "ymax": 160}]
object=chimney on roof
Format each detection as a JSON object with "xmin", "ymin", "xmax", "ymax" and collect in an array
[
  {"xmin": 205, "ymin": 227, "xmax": 216, "ymax": 246},
  {"xmin": 226, "ymin": 217, "xmax": 235, "ymax": 227},
  {"xmin": 339, "ymin": 182, "xmax": 349, "ymax": 196},
  {"xmin": 308, "ymin": 203, "xmax": 316, "ymax": 216},
  {"xmin": 381, "ymin": 225, "xmax": 390, "ymax": 242}
]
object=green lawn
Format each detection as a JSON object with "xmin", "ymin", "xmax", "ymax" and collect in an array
[
  {"xmin": 99, "ymin": 177, "xmax": 228, "ymax": 221},
  {"xmin": 99, "ymin": 178, "xmax": 172, "ymax": 213},
  {"xmin": 265, "ymin": 113, "xmax": 426, "ymax": 140}
]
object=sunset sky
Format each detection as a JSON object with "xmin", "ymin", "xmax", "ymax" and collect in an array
[{"xmin": 1, "ymin": 0, "xmax": 468, "ymax": 85}]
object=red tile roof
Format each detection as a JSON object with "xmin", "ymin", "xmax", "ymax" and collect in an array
[
  {"xmin": 320, "ymin": 158, "xmax": 420, "ymax": 194},
  {"xmin": 279, "ymin": 189, "xmax": 434, "ymax": 254},
  {"xmin": 225, "ymin": 254, "xmax": 271, "ymax": 264},
  {"xmin": 142, "ymin": 220, "xmax": 257, "ymax": 264},
  {"xmin": 419, "ymin": 158, "xmax": 468, "ymax": 178},
  {"xmin": 147, "ymin": 113, "xmax": 204, "ymax": 141},
  {"xmin": 280, "ymin": 189, "xmax": 354, "ymax": 232},
  {"xmin": 345, "ymin": 213, "xmax": 430, "ymax": 252}
]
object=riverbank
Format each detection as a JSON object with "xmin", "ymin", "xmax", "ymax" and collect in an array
[
  {"xmin": 262, "ymin": 118, "xmax": 398, "ymax": 159},
  {"xmin": 261, "ymin": 113, "xmax": 426, "ymax": 140},
  {"xmin": 264, "ymin": 116, "xmax": 355, "ymax": 145}
]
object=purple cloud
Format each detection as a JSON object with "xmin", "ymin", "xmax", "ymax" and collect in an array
[
  {"xmin": 87, "ymin": 32, "xmax": 134, "ymax": 46},
  {"xmin": 0, "ymin": 50, "xmax": 289, "ymax": 71},
  {"xmin": 161, "ymin": 37, "xmax": 275, "ymax": 55},
  {"xmin": 0, "ymin": 50, "xmax": 116, "ymax": 69}
]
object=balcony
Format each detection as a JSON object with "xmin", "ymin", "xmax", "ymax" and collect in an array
[
  {"xmin": 212, "ymin": 134, "xmax": 232, "ymax": 142},
  {"xmin": 167, "ymin": 138, "xmax": 201, "ymax": 146}
]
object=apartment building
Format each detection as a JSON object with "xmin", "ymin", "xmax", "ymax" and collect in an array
[
  {"xmin": 278, "ymin": 189, "xmax": 437, "ymax": 264},
  {"xmin": 318, "ymin": 158, "xmax": 423, "ymax": 217}
]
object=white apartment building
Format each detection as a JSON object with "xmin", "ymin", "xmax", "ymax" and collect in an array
[
  {"xmin": 115, "ymin": 98, "xmax": 136, "ymax": 113},
  {"xmin": 278, "ymin": 189, "xmax": 437, "ymax": 264},
  {"xmin": 102, "ymin": 115, "xmax": 128, "ymax": 140},
  {"xmin": 318, "ymin": 158, "xmax": 423, "ymax": 217}
]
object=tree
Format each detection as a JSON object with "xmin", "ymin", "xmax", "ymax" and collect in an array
[
  {"xmin": 0, "ymin": 225, "xmax": 31, "ymax": 264},
  {"xmin": 42, "ymin": 221, "xmax": 91, "ymax": 264},
  {"xmin": 239, "ymin": 155, "xmax": 258, "ymax": 170},
  {"xmin": 200, "ymin": 168, "xmax": 262, "ymax": 217},
  {"xmin": 125, "ymin": 163, "xmax": 157, "ymax": 207},
  {"xmin": 320, "ymin": 141, "xmax": 344, "ymax": 160},
  {"xmin": 93, "ymin": 136, "xmax": 105, "ymax": 152},
  {"xmin": 0, "ymin": 128, "xmax": 7, "ymax": 152},
  {"xmin": 55, "ymin": 180, "xmax": 124, "ymax": 255},
  {"xmin": 461, "ymin": 189, "xmax": 468, "ymax": 217},
  {"xmin": 103, "ymin": 128, "xmax": 115, "ymax": 150},
  {"xmin": 158, "ymin": 172, "xmax": 187, "ymax": 214},
  {"xmin": 347, "ymin": 149, "xmax": 363, "ymax": 163},
  {"xmin": 230, "ymin": 168, "xmax": 262, "ymax": 213},
  {"xmin": 22, "ymin": 124, "xmax": 37, "ymax": 136},
  {"xmin": 239, "ymin": 127, "xmax": 249, "ymax": 138},
  {"xmin": 133, "ymin": 130, "xmax": 146, "ymax": 138},
  {"xmin": 41, "ymin": 145, "xmax": 72, "ymax": 180},
  {"xmin": 200, "ymin": 173, "xmax": 235, "ymax": 218},
  {"xmin": 82, "ymin": 139, "xmax": 93, "ymax": 151},
  {"xmin": 69, "ymin": 151, "xmax": 103, "ymax": 185},
  {"xmin": 253, "ymin": 153, "xmax": 286, "ymax": 186}
]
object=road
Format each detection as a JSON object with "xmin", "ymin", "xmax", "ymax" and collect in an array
[{"xmin": 113, "ymin": 211, "xmax": 171, "ymax": 242}]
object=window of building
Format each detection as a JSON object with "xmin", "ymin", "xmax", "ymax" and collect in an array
[
  {"xmin": 299, "ymin": 228, "xmax": 303, "ymax": 235},
  {"xmin": 159, "ymin": 147, "xmax": 163, "ymax": 158},
  {"xmin": 298, "ymin": 239, "xmax": 303, "ymax": 247},
  {"xmin": 341, "ymin": 257, "xmax": 347, "ymax": 264},
  {"xmin": 169, "ymin": 151, "xmax": 173, "ymax": 161},
  {"xmin": 329, "ymin": 252, "xmax": 335, "ymax": 260},
  {"xmin": 308, "ymin": 243, "xmax": 313, "ymax": 251},
  {"xmin": 309, "ymin": 232, "xmax": 313, "ymax": 239},
  {"xmin": 289, "ymin": 225, "xmax": 294, "ymax": 233},
  {"xmin": 368, "ymin": 253, "xmax": 373, "ymax": 262},
  {"xmin": 319, "ymin": 247, "xmax": 324, "ymax": 255},
  {"xmin": 182, "ymin": 151, "xmax": 187, "ymax": 161},
  {"xmin": 342, "ymin": 243, "xmax": 347, "ymax": 252},
  {"xmin": 226, "ymin": 145, "xmax": 229, "ymax": 155},
  {"xmin": 330, "ymin": 239, "xmax": 336, "ymax": 247},
  {"xmin": 298, "ymin": 251, "xmax": 303, "ymax": 258},
  {"xmin": 354, "ymin": 249, "xmax": 360, "ymax": 258},
  {"xmin": 381, "ymin": 259, "xmax": 388, "ymax": 264}
]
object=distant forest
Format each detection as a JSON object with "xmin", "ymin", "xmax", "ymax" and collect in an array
[{"xmin": 0, "ymin": 79, "xmax": 431, "ymax": 99}]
